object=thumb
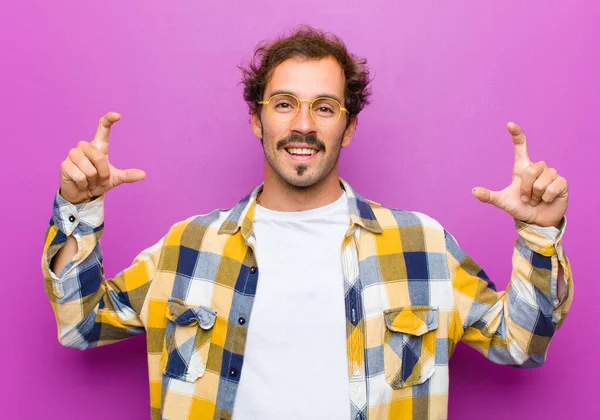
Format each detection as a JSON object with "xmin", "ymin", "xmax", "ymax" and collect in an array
[
  {"xmin": 113, "ymin": 168, "xmax": 147, "ymax": 186},
  {"xmin": 472, "ymin": 187, "xmax": 502, "ymax": 207}
]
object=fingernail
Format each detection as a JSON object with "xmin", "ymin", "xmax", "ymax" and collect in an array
[{"xmin": 521, "ymin": 196, "xmax": 529, "ymax": 203}]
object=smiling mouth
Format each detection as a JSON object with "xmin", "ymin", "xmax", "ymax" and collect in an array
[{"xmin": 284, "ymin": 147, "xmax": 319, "ymax": 156}]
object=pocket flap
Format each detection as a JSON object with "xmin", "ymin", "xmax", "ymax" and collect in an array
[
  {"xmin": 167, "ymin": 298, "xmax": 217, "ymax": 330},
  {"xmin": 384, "ymin": 306, "xmax": 438, "ymax": 336}
]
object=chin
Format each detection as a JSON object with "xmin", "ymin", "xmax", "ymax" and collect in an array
[
  {"xmin": 283, "ymin": 176, "xmax": 318, "ymax": 188},
  {"xmin": 279, "ymin": 171, "xmax": 322, "ymax": 189}
]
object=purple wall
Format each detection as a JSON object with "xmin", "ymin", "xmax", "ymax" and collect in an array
[{"xmin": 2, "ymin": 1, "xmax": 598, "ymax": 418}]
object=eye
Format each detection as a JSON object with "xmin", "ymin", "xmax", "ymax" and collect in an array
[
  {"xmin": 315, "ymin": 105, "xmax": 334, "ymax": 114},
  {"xmin": 271, "ymin": 96, "xmax": 297, "ymax": 114},
  {"xmin": 312, "ymin": 99, "xmax": 339, "ymax": 118}
]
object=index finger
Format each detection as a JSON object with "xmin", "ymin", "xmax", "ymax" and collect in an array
[
  {"xmin": 508, "ymin": 121, "xmax": 531, "ymax": 166},
  {"xmin": 91, "ymin": 112, "xmax": 121, "ymax": 154}
]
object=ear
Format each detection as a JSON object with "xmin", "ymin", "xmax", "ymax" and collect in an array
[
  {"xmin": 251, "ymin": 111, "xmax": 263, "ymax": 139},
  {"xmin": 341, "ymin": 117, "xmax": 357, "ymax": 148}
]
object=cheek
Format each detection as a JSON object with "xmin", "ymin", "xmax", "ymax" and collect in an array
[
  {"xmin": 262, "ymin": 122, "xmax": 290, "ymax": 144},
  {"xmin": 323, "ymin": 127, "xmax": 346, "ymax": 148}
]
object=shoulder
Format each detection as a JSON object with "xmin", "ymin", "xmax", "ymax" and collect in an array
[
  {"xmin": 369, "ymin": 200, "xmax": 446, "ymax": 233},
  {"xmin": 163, "ymin": 207, "xmax": 236, "ymax": 244}
]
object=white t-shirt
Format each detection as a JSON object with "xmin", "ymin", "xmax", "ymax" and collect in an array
[{"xmin": 232, "ymin": 192, "xmax": 351, "ymax": 420}]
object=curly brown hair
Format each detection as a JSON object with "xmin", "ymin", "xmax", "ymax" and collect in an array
[{"xmin": 240, "ymin": 25, "xmax": 372, "ymax": 125}]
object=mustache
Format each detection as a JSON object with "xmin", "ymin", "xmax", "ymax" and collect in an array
[{"xmin": 276, "ymin": 133, "xmax": 326, "ymax": 152}]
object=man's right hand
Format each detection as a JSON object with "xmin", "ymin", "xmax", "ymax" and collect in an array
[{"xmin": 59, "ymin": 112, "xmax": 146, "ymax": 204}]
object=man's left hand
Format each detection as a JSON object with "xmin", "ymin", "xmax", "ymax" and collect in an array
[{"xmin": 472, "ymin": 122, "xmax": 568, "ymax": 228}]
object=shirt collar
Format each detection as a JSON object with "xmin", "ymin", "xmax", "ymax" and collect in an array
[{"xmin": 217, "ymin": 179, "xmax": 383, "ymax": 238}]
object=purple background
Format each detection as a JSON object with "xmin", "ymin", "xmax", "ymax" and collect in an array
[{"xmin": 2, "ymin": 1, "xmax": 598, "ymax": 418}]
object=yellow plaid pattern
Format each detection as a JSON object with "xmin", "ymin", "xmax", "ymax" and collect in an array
[{"xmin": 41, "ymin": 180, "xmax": 573, "ymax": 419}]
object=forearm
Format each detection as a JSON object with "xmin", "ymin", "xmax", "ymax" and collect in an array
[
  {"xmin": 448, "ymin": 220, "xmax": 573, "ymax": 367},
  {"xmin": 42, "ymin": 191, "xmax": 153, "ymax": 349},
  {"xmin": 50, "ymin": 235, "xmax": 77, "ymax": 274},
  {"xmin": 482, "ymin": 244, "xmax": 571, "ymax": 367},
  {"xmin": 557, "ymin": 262, "xmax": 566, "ymax": 299}
]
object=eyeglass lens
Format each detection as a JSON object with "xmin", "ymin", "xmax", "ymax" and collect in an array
[{"xmin": 268, "ymin": 94, "xmax": 341, "ymax": 126}]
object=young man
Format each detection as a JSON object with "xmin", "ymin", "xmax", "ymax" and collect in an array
[{"xmin": 42, "ymin": 27, "xmax": 572, "ymax": 420}]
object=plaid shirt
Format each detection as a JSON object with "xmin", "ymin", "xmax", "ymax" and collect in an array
[{"xmin": 42, "ymin": 180, "xmax": 573, "ymax": 420}]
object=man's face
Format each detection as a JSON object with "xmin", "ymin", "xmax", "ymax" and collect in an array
[{"xmin": 251, "ymin": 56, "xmax": 356, "ymax": 188}]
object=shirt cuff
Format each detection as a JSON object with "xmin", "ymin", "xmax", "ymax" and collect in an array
[
  {"xmin": 514, "ymin": 217, "xmax": 567, "ymax": 261},
  {"xmin": 52, "ymin": 190, "xmax": 105, "ymax": 237}
]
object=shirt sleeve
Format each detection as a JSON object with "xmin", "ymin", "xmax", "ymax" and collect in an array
[
  {"xmin": 446, "ymin": 217, "xmax": 573, "ymax": 367},
  {"xmin": 41, "ymin": 191, "xmax": 164, "ymax": 350}
]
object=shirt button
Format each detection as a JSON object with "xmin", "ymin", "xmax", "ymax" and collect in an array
[
  {"xmin": 249, "ymin": 266, "xmax": 257, "ymax": 274},
  {"xmin": 229, "ymin": 368, "xmax": 238, "ymax": 377},
  {"xmin": 238, "ymin": 317, "xmax": 246, "ymax": 325},
  {"xmin": 68, "ymin": 215, "xmax": 76, "ymax": 223}
]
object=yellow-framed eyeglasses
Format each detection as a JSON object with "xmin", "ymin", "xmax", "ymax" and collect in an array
[{"xmin": 258, "ymin": 93, "xmax": 349, "ymax": 127}]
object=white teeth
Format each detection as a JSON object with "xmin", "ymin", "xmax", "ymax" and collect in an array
[{"xmin": 286, "ymin": 148, "xmax": 317, "ymax": 155}]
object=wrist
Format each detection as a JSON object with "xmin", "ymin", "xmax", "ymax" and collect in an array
[{"xmin": 58, "ymin": 189, "xmax": 98, "ymax": 205}]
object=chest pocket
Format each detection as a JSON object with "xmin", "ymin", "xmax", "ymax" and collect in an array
[
  {"xmin": 383, "ymin": 306, "xmax": 438, "ymax": 389},
  {"xmin": 160, "ymin": 298, "xmax": 217, "ymax": 382}
]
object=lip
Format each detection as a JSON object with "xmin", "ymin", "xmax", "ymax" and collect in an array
[{"xmin": 285, "ymin": 151, "xmax": 319, "ymax": 161}]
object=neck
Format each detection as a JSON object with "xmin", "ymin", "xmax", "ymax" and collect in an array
[{"xmin": 258, "ymin": 169, "xmax": 343, "ymax": 212}]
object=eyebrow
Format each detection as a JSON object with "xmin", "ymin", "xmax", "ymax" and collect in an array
[{"xmin": 267, "ymin": 89, "xmax": 343, "ymax": 103}]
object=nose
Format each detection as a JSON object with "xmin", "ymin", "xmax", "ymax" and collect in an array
[{"xmin": 289, "ymin": 100, "xmax": 317, "ymax": 134}]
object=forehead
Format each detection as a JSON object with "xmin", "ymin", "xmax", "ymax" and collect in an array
[{"xmin": 265, "ymin": 56, "xmax": 345, "ymax": 99}]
